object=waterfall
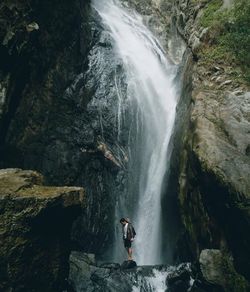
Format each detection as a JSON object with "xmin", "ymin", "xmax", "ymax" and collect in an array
[{"xmin": 92, "ymin": 0, "xmax": 178, "ymax": 265}]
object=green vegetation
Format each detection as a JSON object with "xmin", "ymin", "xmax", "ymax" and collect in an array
[
  {"xmin": 200, "ymin": 0, "xmax": 250, "ymax": 83},
  {"xmin": 200, "ymin": 0, "xmax": 223, "ymax": 27}
]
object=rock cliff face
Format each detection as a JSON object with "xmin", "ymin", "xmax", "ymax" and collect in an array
[
  {"xmin": 0, "ymin": 0, "xmax": 119, "ymax": 255},
  {"xmin": 0, "ymin": 168, "xmax": 84, "ymax": 291},
  {"xmin": 165, "ymin": 0, "xmax": 250, "ymax": 283},
  {"xmin": 0, "ymin": 0, "xmax": 91, "ymax": 156}
]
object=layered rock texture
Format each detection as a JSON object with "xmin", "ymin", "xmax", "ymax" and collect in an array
[
  {"xmin": 170, "ymin": 0, "xmax": 250, "ymax": 284},
  {"xmin": 0, "ymin": 169, "xmax": 84, "ymax": 291},
  {"xmin": 0, "ymin": 0, "xmax": 117, "ymax": 254},
  {"xmin": 0, "ymin": 0, "xmax": 91, "ymax": 174}
]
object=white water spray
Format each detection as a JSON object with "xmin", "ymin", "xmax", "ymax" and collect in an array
[{"xmin": 93, "ymin": 0, "xmax": 178, "ymax": 265}]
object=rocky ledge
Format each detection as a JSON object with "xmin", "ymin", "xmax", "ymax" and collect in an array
[
  {"xmin": 69, "ymin": 251, "xmax": 193, "ymax": 292},
  {"xmin": 68, "ymin": 249, "xmax": 249, "ymax": 292},
  {"xmin": 0, "ymin": 168, "xmax": 84, "ymax": 292}
]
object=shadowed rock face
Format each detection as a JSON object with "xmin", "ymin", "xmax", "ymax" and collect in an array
[
  {"xmin": 0, "ymin": 0, "xmax": 91, "ymax": 155},
  {"xmin": 0, "ymin": 0, "xmax": 92, "ymax": 185},
  {"xmin": 0, "ymin": 168, "xmax": 84, "ymax": 292},
  {"xmin": 0, "ymin": 0, "xmax": 119, "ymax": 255}
]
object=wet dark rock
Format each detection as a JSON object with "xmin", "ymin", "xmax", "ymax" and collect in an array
[
  {"xmin": 79, "ymin": 253, "xmax": 245, "ymax": 292},
  {"xmin": 0, "ymin": 168, "xmax": 85, "ymax": 292},
  {"xmin": 69, "ymin": 251, "xmax": 111, "ymax": 292},
  {"xmin": 99, "ymin": 263, "xmax": 121, "ymax": 270},
  {"xmin": 166, "ymin": 264, "xmax": 191, "ymax": 286},
  {"xmin": 121, "ymin": 260, "xmax": 137, "ymax": 270},
  {"xmin": 168, "ymin": 280, "xmax": 189, "ymax": 292},
  {"xmin": 0, "ymin": 0, "xmax": 91, "ymax": 146},
  {"xmin": 189, "ymin": 285, "xmax": 221, "ymax": 292},
  {"xmin": 0, "ymin": 0, "xmax": 125, "ymax": 256},
  {"xmin": 69, "ymin": 251, "xmax": 193, "ymax": 292}
]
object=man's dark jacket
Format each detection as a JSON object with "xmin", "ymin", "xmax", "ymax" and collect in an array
[{"xmin": 126, "ymin": 223, "xmax": 136, "ymax": 240}]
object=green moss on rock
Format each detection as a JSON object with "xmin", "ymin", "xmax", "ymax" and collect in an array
[
  {"xmin": 200, "ymin": 0, "xmax": 223, "ymax": 27},
  {"xmin": 0, "ymin": 168, "xmax": 85, "ymax": 292},
  {"xmin": 199, "ymin": 249, "xmax": 250, "ymax": 292}
]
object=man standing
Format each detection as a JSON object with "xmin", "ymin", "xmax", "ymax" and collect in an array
[{"xmin": 120, "ymin": 218, "xmax": 136, "ymax": 261}]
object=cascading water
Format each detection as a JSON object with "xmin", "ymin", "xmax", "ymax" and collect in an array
[{"xmin": 92, "ymin": 0, "xmax": 178, "ymax": 265}]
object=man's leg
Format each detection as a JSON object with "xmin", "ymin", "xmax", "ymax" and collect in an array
[
  {"xmin": 128, "ymin": 247, "xmax": 132, "ymax": 261},
  {"xmin": 128, "ymin": 247, "xmax": 132, "ymax": 260},
  {"xmin": 125, "ymin": 240, "xmax": 133, "ymax": 260},
  {"xmin": 126, "ymin": 247, "xmax": 129, "ymax": 259}
]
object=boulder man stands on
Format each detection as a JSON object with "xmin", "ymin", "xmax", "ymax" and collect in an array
[{"xmin": 120, "ymin": 218, "xmax": 136, "ymax": 261}]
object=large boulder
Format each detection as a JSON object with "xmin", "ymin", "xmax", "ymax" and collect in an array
[
  {"xmin": 199, "ymin": 249, "xmax": 249, "ymax": 292},
  {"xmin": 0, "ymin": 168, "xmax": 84, "ymax": 292},
  {"xmin": 69, "ymin": 252, "xmax": 112, "ymax": 292}
]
